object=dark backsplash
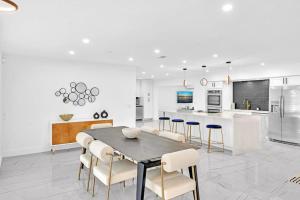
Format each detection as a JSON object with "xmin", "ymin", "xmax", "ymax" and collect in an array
[{"xmin": 233, "ymin": 80, "xmax": 269, "ymax": 111}]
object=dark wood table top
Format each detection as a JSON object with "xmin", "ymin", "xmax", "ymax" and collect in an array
[{"xmin": 85, "ymin": 126, "xmax": 199, "ymax": 162}]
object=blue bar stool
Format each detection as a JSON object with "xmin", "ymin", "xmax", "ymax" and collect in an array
[
  {"xmin": 186, "ymin": 121, "xmax": 202, "ymax": 145},
  {"xmin": 159, "ymin": 117, "xmax": 171, "ymax": 131},
  {"xmin": 206, "ymin": 124, "xmax": 224, "ymax": 153},
  {"xmin": 171, "ymin": 119, "xmax": 185, "ymax": 133}
]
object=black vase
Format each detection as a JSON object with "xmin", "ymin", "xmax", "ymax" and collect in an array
[
  {"xmin": 93, "ymin": 112, "xmax": 100, "ymax": 119},
  {"xmin": 101, "ymin": 110, "xmax": 108, "ymax": 118}
]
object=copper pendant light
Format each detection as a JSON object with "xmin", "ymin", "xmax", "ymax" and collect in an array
[
  {"xmin": 224, "ymin": 61, "xmax": 232, "ymax": 85},
  {"xmin": 0, "ymin": 0, "xmax": 18, "ymax": 12}
]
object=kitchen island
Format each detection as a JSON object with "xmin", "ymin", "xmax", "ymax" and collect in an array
[{"xmin": 160, "ymin": 110, "xmax": 268, "ymax": 155}]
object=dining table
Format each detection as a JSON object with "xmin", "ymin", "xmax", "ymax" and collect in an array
[{"xmin": 85, "ymin": 126, "xmax": 200, "ymax": 200}]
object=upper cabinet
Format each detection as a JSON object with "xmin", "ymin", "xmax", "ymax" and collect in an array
[
  {"xmin": 270, "ymin": 76, "xmax": 300, "ymax": 87},
  {"xmin": 207, "ymin": 81, "xmax": 223, "ymax": 89}
]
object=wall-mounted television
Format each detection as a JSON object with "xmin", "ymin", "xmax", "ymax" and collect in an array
[{"xmin": 177, "ymin": 91, "xmax": 193, "ymax": 103}]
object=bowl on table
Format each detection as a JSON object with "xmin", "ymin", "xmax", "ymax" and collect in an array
[
  {"xmin": 59, "ymin": 114, "xmax": 74, "ymax": 121},
  {"xmin": 122, "ymin": 128, "xmax": 141, "ymax": 139}
]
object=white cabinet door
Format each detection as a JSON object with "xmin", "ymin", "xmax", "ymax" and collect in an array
[
  {"xmin": 207, "ymin": 81, "xmax": 223, "ymax": 89},
  {"xmin": 270, "ymin": 77, "xmax": 284, "ymax": 87},
  {"xmin": 287, "ymin": 76, "xmax": 300, "ymax": 86},
  {"xmin": 214, "ymin": 81, "xmax": 224, "ymax": 88}
]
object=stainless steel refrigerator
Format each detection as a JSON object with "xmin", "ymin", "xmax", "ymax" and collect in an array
[{"xmin": 269, "ymin": 85, "xmax": 300, "ymax": 144}]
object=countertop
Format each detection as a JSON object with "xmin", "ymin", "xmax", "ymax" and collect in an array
[
  {"xmin": 161, "ymin": 110, "xmax": 268, "ymax": 120},
  {"xmin": 51, "ymin": 118, "xmax": 113, "ymax": 124}
]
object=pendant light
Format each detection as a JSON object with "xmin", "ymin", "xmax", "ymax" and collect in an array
[
  {"xmin": 0, "ymin": 0, "xmax": 18, "ymax": 12},
  {"xmin": 182, "ymin": 68, "xmax": 188, "ymax": 88},
  {"xmin": 224, "ymin": 61, "xmax": 232, "ymax": 85},
  {"xmin": 200, "ymin": 65, "xmax": 208, "ymax": 86}
]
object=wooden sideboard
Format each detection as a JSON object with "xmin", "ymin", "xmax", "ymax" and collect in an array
[{"xmin": 52, "ymin": 119, "xmax": 113, "ymax": 146}]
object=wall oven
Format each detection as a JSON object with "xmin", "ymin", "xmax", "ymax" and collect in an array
[{"xmin": 207, "ymin": 90, "xmax": 222, "ymax": 113}]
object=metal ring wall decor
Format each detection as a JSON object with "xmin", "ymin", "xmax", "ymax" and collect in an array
[{"xmin": 55, "ymin": 82, "xmax": 99, "ymax": 106}]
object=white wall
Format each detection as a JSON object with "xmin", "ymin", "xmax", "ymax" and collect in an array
[
  {"xmin": 2, "ymin": 55, "xmax": 136, "ymax": 157},
  {"xmin": 0, "ymin": 53, "xmax": 3, "ymax": 165}
]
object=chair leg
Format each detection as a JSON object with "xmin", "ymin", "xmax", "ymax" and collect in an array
[
  {"xmin": 159, "ymin": 120, "xmax": 161, "ymax": 131},
  {"xmin": 168, "ymin": 120, "xmax": 171, "ymax": 131},
  {"xmin": 172, "ymin": 122, "xmax": 174, "ymax": 132},
  {"xmin": 92, "ymin": 175, "xmax": 96, "ymax": 197},
  {"xmin": 183, "ymin": 123, "xmax": 185, "ymax": 135},
  {"xmin": 87, "ymin": 156, "xmax": 93, "ymax": 191},
  {"xmin": 163, "ymin": 120, "xmax": 165, "ymax": 131},
  {"xmin": 198, "ymin": 125, "xmax": 202, "ymax": 146},
  {"xmin": 189, "ymin": 125, "xmax": 192, "ymax": 143},
  {"xmin": 78, "ymin": 162, "xmax": 83, "ymax": 180},
  {"xmin": 106, "ymin": 185, "xmax": 111, "ymax": 200},
  {"xmin": 208, "ymin": 128, "xmax": 211, "ymax": 153},
  {"xmin": 221, "ymin": 128, "xmax": 225, "ymax": 152}
]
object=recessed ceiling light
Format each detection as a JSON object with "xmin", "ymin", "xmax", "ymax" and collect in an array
[
  {"xmin": 128, "ymin": 57, "xmax": 134, "ymax": 62},
  {"xmin": 222, "ymin": 4, "xmax": 233, "ymax": 12},
  {"xmin": 68, "ymin": 50, "xmax": 75, "ymax": 55},
  {"xmin": 151, "ymin": 75, "xmax": 155, "ymax": 78},
  {"xmin": 82, "ymin": 38, "xmax": 90, "ymax": 44},
  {"xmin": 260, "ymin": 62, "xmax": 265, "ymax": 66},
  {"xmin": 165, "ymin": 73, "xmax": 169, "ymax": 76},
  {"xmin": 212, "ymin": 54, "xmax": 219, "ymax": 58},
  {"xmin": 182, "ymin": 60, "xmax": 187, "ymax": 64},
  {"xmin": 154, "ymin": 49, "xmax": 161, "ymax": 54},
  {"xmin": 142, "ymin": 72, "xmax": 146, "ymax": 75},
  {"xmin": 160, "ymin": 64, "xmax": 164, "ymax": 68},
  {"xmin": 206, "ymin": 69, "xmax": 209, "ymax": 73}
]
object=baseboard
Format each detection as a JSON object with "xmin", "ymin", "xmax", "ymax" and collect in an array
[{"xmin": 3, "ymin": 146, "xmax": 51, "ymax": 158}]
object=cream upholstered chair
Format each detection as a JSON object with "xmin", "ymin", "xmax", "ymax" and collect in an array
[
  {"xmin": 76, "ymin": 132, "xmax": 94, "ymax": 191},
  {"xmin": 140, "ymin": 126, "xmax": 159, "ymax": 135},
  {"xmin": 90, "ymin": 123, "xmax": 113, "ymax": 129},
  {"xmin": 146, "ymin": 149, "xmax": 199, "ymax": 200},
  {"xmin": 89, "ymin": 140, "xmax": 137, "ymax": 200},
  {"xmin": 159, "ymin": 131, "xmax": 186, "ymax": 143}
]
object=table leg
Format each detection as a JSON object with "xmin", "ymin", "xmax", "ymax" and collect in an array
[
  {"xmin": 136, "ymin": 162, "xmax": 147, "ymax": 200},
  {"xmin": 136, "ymin": 160, "xmax": 161, "ymax": 200},
  {"xmin": 189, "ymin": 165, "xmax": 200, "ymax": 200}
]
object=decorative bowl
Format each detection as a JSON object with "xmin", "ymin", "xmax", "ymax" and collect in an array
[
  {"xmin": 122, "ymin": 128, "xmax": 141, "ymax": 139},
  {"xmin": 59, "ymin": 114, "xmax": 74, "ymax": 121}
]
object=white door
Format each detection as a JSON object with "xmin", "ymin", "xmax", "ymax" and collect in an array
[{"xmin": 270, "ymin": 77, "xmax": 284, "ymax": 87}]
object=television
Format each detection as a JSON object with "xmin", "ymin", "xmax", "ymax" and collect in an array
[{"xmin": 177, "ymin": 91, "xmax": 193, "ymax": 103}]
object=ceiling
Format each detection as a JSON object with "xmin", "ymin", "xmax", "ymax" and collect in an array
[{"xmin": 1, "ymin": 0, "xmax": 300, "ymax": 79}]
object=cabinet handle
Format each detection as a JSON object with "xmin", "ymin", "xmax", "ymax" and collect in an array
[
  {"xmin": 286, "ymin": 78, "xmax": 288, "ymax": 85},
  {"xmin": 283, "ymin": 77, "xmax": 285, "ymax": 84}
]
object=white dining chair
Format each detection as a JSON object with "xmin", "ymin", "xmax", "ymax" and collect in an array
[
  {"xmin": 90, "ymin": 123, "xmax": 113, "ymax": 129},
  {"xmin": 76, "ymin": 132, "xmax": 94, "ymax": 191},
  {"xmin": 89, "ymin": 140, "xmax": 137, "ymax": 200},
  {"xmin": 146, "ymin": 148, "xmax": 199, "ymax": 200},
  {"xmin": 159, "ymin": 131, "xmax": 186, "ymax": 143},
  {"xmin": 140, "ymin": 126, "xmax": 159, "ymax": 135}
]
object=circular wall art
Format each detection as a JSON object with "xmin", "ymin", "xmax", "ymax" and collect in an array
[
  {"xmin": 55, "ymin": 82, "xmax": 100, "ymax": 106},
  {"xmin": 200, "ymin": 78, "xmax": 208, "ymax": 86}
]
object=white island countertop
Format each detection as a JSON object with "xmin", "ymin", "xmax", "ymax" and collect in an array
[{"xmin": 160, "ymin": 110, "xmax": 268, "ymax": 155}]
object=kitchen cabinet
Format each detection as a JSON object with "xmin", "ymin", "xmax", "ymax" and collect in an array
[
  {"xmin": 207, "ymin": 81, "xmax": 223, "ymax": 89},
  {"xmin": 270, "ymin": 76, "xmax": 300, "ymax": 87}
]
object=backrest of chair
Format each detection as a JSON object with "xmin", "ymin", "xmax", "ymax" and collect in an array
[
  {"xmin": 89, "ymin": 140, "xmax": 114, "ymax": 163},
  {"xmin": 90, "ymin": 123, "xmax": 113, "ymax": 129},
  {"xmin": 161, "ymin": 149, "xmax": 199, "ymax": 173},
  {"xmin": 140, "ymin": 126, "xmax": 159, "ymax": 135},
  {"xmin": 76, "ymin": 132, "xmax": 94, "ymax": 148},
  {"xmin": 159, "ymin": 131, "xmax": 185, "ymax": 143}
]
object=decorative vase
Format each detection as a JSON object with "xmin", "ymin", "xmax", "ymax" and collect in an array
[
  {"xmin": 93, "ymin": 112, "xmax": 100, "ymax": 119},
  {"xmin": 101, "ymin": 110, "xmax": 108, "ymax": 118}
]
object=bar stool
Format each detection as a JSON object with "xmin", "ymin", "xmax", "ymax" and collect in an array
[
  {"xmin": 159, "ymin": 117, "xmax": 171, "ymax": 131},
  {"xmin": 206, "ymin": 124, "xmax": 224, "ymax": 153},
  {"xmin": 171, "ymin": 119, "xmax": 185, "ymax": 133},
  {"xmin": 186, "ymin": 121, "xmax": 202, "ymax": 145}
]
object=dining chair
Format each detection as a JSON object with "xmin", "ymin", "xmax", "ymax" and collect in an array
[
  {"xmin": 140, "ymin": 126, "xmax": 159, "ymax": 135},
  {"xmin": 146, "ymin": 148, "xmax": 199, "ymax": 200},
  {"xmin": 89, "ymin": 140, "xmax": 137, "ymax": 200},
  {"xmin": 159, "ymin": 131, "xmax": 186, "ymax": 143},
  {"xmin": 90, "ymin": 123, "xmax": 113, "ymax": 129},
  {"xmin": 76, "ymin": 132, "xmax": 94, "ymax": 191}
]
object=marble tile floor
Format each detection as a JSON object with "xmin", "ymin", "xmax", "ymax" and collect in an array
[{"xmin": 1, "ymin": 127, "xmax": 300, "ymax": 199}]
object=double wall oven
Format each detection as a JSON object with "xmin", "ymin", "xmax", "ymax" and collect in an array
[{"xmin": 207, "ymin": 90, "xmax": 222, "ymax": 113}]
